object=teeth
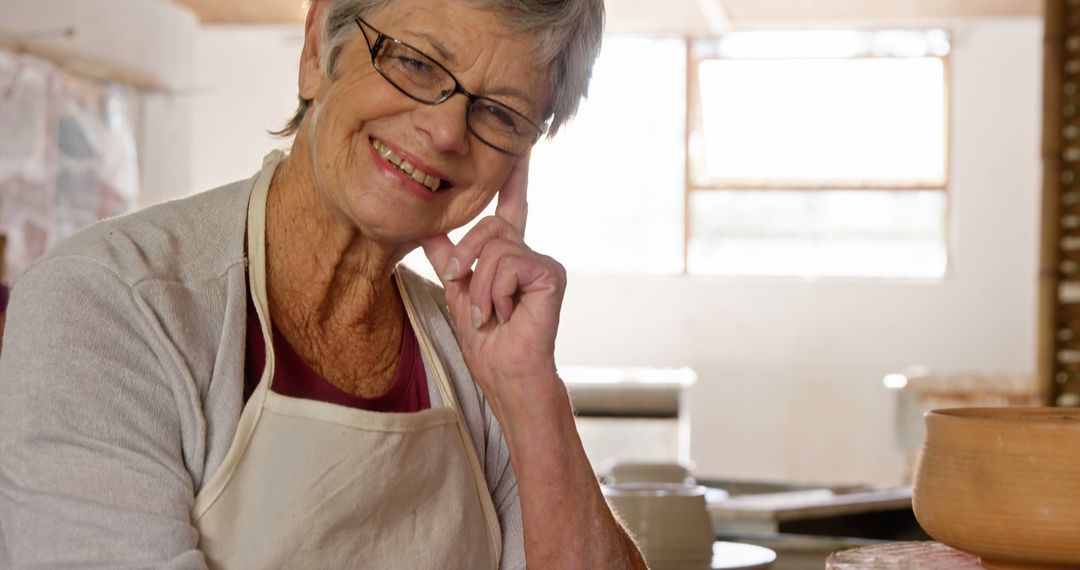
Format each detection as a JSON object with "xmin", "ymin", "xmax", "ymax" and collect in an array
[{"xmin": 371, "ymin": 138, "xmax": 443, "ymax": 192}]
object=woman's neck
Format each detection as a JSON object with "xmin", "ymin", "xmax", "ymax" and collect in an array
[
  {"xmin": 259, "ymin": 134, "xmax": 406, "ymax": 395},
  {"xmin": 267, "ymin": 132, "xmax": 406, "ymax": 318}
]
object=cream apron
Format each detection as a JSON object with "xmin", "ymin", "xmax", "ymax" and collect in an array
[{"xmin": 191, "ymin": 152, "xmax": 502, "ymax": 569}]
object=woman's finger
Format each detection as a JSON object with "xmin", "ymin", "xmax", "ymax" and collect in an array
[
  {"xmin": 453, "ymin": 216, "xmax": 523, "ymax": 276},
  {"xmin": 421, "ymin": 233, "xmax": 473, "ymax": 325},
  {"xmin": 420, "ymin": 233, "xmax": 464, "ymax": 283},
  {"xmin": 468, "ymin": 238, "xmax": 529, "ymax": 327},
  {"xmin": 491, "ymin": 257, "xmax": 523, "ymax": 325},
  {"xmin": 490, "ymin": 253, "xmax": 565, "ymax": 323},
  {"xmin": 495, "ymin": 152, "xmax": 531, "ymax": 237}
]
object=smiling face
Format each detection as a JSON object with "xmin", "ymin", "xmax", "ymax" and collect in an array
[{"xmin": 296, "ymin": 0, "xmax": 551, "ymax": 247}]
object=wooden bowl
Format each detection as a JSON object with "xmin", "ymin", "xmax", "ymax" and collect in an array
[{"xmin": 913, "ymin": 407, "xmax": 1080, "ymax": 569}]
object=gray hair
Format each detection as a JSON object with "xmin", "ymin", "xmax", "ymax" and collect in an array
[{"xmin": 273, "ymin": 0, "xmax": 604, "ymax": 139}]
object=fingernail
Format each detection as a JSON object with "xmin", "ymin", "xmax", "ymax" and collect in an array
[
  {"xmin": 495, "ymin": 308, "xmax": 506, "ymax": 324},
  {"xmin": 443, "ymin": 258, "xmax": 460, "ymax": 282},
  {"xmin": 471, "ymin": 305, "xmax": 483, "ymax": 329}
]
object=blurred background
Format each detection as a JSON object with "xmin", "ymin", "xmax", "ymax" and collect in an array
[{"xmin": 2, "ymin": 0, "xmax": 1067, "ymax": 562}]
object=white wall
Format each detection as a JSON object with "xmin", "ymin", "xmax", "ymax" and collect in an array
[
  {"xmin": 187, "ymin": 19, "xmax": 1043, "ymax": 486},
  {"xmin": 190, "ymin": 26, "xmax": 303, "ymax": 193},
  {"xmin": 3, "ymin": 0, "xmax": 197, "ymax": 91}
]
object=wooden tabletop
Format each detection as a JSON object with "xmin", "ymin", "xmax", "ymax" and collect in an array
[{"xmin": 826, "ymin": 541, "xmax": 981, "ymax": 569}]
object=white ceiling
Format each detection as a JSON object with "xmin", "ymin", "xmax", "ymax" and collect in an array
[{"xmin": 172, "ymin": 0, "xmax": 1043, "ymax": 27}]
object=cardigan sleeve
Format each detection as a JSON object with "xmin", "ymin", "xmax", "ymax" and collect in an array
[{"xmin": 0, "ymin": 256, "xmax": 207, "ymax": 569}]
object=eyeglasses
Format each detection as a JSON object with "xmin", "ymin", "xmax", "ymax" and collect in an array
[{"xmin": 356, "ymin": 17, "xmax": 546, "ymax": 156}]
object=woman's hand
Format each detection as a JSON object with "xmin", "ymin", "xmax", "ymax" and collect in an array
[
  {"xmin": 423, "ymin": 156, "xmax": 647, "ymax": 569},
  {"xmin": 421, "ymin": 154, "xmax": 566, "ymax": 416}
]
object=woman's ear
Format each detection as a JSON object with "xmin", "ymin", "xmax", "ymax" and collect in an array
[{"xmin": 299, "ymin": 0, "xmax": 329, "ymax": 101}]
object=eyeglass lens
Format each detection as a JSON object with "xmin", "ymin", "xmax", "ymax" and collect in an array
[{"xmin": 370, "ymin": 31, "xmax": 539, "ymax": 154}]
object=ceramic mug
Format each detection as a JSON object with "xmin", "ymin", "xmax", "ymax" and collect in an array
[{"xmin": 603, "ymin": 483, "xmax": 714, "ymax": 569}]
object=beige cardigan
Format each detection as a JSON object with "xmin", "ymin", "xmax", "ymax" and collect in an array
[{"xmin": 0, "ymin": 169, "xmax": 525, "ymax": 569}]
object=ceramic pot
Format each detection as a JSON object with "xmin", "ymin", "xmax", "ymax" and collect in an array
[
  {"xmin": 603, "ymin": 483, "xmax": 714, "ymax": 570},
  {"xmin": 913, "ymin": 407, "xmax": 1080, "ymax": 569}
]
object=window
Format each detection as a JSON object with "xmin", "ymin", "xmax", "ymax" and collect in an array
[{"xmin": 687, "ymin": 30, "xmax": 951, "ymax": 278}]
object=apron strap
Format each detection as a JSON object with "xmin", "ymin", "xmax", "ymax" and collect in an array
[
  {"xmin": 396, "ymin": 267, "xmax": 505, "ymax": 566},
  {"xmin": 193, "ymin": 150, "xmax": 281, "ymax": 519}
]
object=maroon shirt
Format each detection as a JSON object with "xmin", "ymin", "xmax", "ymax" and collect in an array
[{"xmin": 244, "ymin": 299, "xmax": 430, "ymax": 412}]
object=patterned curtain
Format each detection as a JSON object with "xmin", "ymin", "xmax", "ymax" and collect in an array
[{"xmin": 0, "ymin": 50, "xmax": 139, "ymax": 283}]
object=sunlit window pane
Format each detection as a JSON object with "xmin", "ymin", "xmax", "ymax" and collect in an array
[
  {"xmin": 688, "ymin": 190, "xmax": 948, "ymax": 278},
  {"xmin": 695, "ymin": 57, "xmax": 946, "ymax": 187}
]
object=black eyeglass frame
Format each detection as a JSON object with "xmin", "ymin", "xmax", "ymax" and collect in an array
[{"xmin": 355, "ymin": 16, "xmax": 546, "ymax": 156}]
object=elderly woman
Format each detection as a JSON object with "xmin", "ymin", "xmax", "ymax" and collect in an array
[{"xmin": 0, "ymin": 0, "xmax": 647, "ymax": 567}]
